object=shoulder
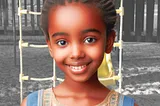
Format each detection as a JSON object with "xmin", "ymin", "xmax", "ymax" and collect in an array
[
  {"xmin": 20, "ymin": 90, "xmax": 41, "ymax": 106},
  {"xmin": 118, "ymin": 93, "xmax": 138, "ymax": 106},
  {"xmin": 108, "ymin": 90, "xmax": 138, "ymax": 106},
  {"xmin": 20, "ymin": 88, "xmax": 52, "ymax": 106}
]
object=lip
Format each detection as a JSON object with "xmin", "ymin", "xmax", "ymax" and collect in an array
[
  {"xmin": 67, "ymin": 65, "xmax": 87, "ymax": 74},
  {"xmin": 67, "ymin": 61, "xmax": 91, "ymax": 66},
  {"xmin": 66, "ymin": 61, "xmax": 91, "ymax": 74}
]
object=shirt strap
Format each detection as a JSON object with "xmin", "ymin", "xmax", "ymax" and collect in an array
[
  {"xmin": 43, "ymin": 88, "xmax": 52, "ymax": 106},
  {"xmin": 98, "ymin": 90, "xmax": 119, "ymax": 106},
  {"xmin": 107, "ymin": 90, "xmax": 119, "ymax": 106},
  {"xmin": 118, "ymin": 95, "xmax": 135, "ymax": 106}
]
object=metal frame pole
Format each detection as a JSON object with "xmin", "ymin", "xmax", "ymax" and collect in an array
[{"xmin": 118, "ymin": 0, "xmax": 124, "ymax": 93}]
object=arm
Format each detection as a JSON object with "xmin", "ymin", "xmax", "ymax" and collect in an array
[
  {"xmin": 134, "ymin": 103, "xmax": 138, "ymax": 106},
  {"xmin": 21, "ymin": 98, "xmax": 27, "ymax": 106}
]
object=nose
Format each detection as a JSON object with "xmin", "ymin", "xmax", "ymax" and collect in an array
[{"xmin": 70, "ymin": 44, "xmax": 85, "ymax": 60}]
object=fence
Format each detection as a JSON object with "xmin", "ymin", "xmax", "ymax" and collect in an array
[
  {"xmin": 123, "ymin": 0, "xmax": 160, "ymax": 42},
  {"xmin": 0, "ymin": 0, "xmax": 44, "ymax": 36},
  {"xmin": 0, "ymin": 0, "xmax": 160, "ymax": 42}
]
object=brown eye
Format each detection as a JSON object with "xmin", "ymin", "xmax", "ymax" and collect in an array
[
  {"xmin": 57, "ymin": 40, "xmax": 67, "ymax": 46},
  {"xmin": 84, "ymin": 37, "xmax": 96, "ymax": 44}
]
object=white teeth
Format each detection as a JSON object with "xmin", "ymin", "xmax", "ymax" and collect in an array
[{"xmin": 70, "ymin": 65, "xmax": 86, "ymax": 71}]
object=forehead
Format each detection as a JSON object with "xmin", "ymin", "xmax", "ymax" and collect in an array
[{"xmin": 48, "ymin": 3, "xmax": 106, "ymax": 34}]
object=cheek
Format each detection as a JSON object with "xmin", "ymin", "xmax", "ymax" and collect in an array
[
  {"xmin": 51, "ymin": 47, "xmax": 69, "ymax": 63},
  {"xmin": 53, "ymin": 53, "xmax": 64, "ymax": 62},
  {"xmin": 86, "ymin": 42, "xmax": 105, "ymax": 62}
]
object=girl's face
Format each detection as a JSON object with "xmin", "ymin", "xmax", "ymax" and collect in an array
[{"xmin": 47, "ymin": 3, "xmax": 107, "ymax": 82}]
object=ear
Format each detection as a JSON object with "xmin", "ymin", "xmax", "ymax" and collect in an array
[
  {"xmin": 46, "ymin": 39, "xmax": 53, "ymax": 58},
  {"xmin": 105, "ymin": 30, "xmax": 116, "ymax": 54}
]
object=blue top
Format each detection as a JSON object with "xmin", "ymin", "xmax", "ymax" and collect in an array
[
  {"xmin": 27, "ymin": 89, "xmax": 135, "ymax": 106},
  {"xmin": 27, "ymin": 91, "xmax": 38, "ymax": 106}
]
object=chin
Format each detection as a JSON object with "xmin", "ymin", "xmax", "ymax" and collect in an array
[{"xmin": 70, "ymin": 74, "xmax": 95, "ymax": 83}]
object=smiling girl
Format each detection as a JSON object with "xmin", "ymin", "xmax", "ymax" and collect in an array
[{"xmin": 21, "ymin": 0, "xmax": 138, "ymax": 106}]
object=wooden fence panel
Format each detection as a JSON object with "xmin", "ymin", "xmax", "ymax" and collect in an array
[
  {"xmin": 114, "ymin": 0, "xmax": 120, "ymax": 40},
  {"xmin": 37, "ymin": 0, "xmax": 41, "ymax": 27},
  {"xmin": 12, "ymin": 0, "xmax": 17, "ymax": 65},
  {"xmin": 0, "ymin": 0, "xmax": 2, "ymax": 26},
  {"xmin": 146, "ymin": 0, "xmax": 155, "ymax": 42},
  {"xmin": 36, "ymin": 0, "xmax": 43, "ymax": 35},
  {"xmin": 2, "ymin": 0, "xmax": 8, "ymax": 34},
  {"xmin": 24, "ymin": 0, "xmax": 27, "ymax": 26},
  {"xmin": 129, "ymin": 0, "xmax": 135, "ymax": 33},
  {"xmin": 30, "ymin": 0, "xmax": 35, "ymax": 34},
  {"xmin": 123, "ymin": 0, "xmax": 135, "ymax": 42},
  {"xmin": 157, "ymin": 0, "xmax": 160, "ymax": 43},
  {"xmin": 135, "ymin": 0, "xmax": 145, "ymax": 42}
]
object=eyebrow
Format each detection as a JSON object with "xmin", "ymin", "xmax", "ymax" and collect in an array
[
  {"xmin": 82, "ymin": 28, "xmax": 101, "ymax": 35},
  {"xmin": 52, "ymin": 32, "xmax": 68, "ymax": 37}
]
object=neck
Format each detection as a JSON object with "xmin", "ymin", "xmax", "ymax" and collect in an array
[{"xmin": 62, "ymin": 73, "xmax": 105, "ymax": 94}]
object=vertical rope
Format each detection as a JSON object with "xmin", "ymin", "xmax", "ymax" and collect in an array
[
  {"xmin": 118, "ymin": 0, "xmax": 124, "ymax": 93},
  {"xmin": 53, "ymin": 59, "xmax": 56, "ymax": 87},
  {"xmin": 18, "ymin": 0, "xmax": 23, "ymax": 103}
]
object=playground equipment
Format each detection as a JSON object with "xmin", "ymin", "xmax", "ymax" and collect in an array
[{"xmin": 18, "ymin": 0, "xmax": 124, "ymax": 103}]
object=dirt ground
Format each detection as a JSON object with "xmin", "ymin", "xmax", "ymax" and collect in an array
[{"xmin": 0, "ymin": 42, "xmax": 160, "ymax": 106}]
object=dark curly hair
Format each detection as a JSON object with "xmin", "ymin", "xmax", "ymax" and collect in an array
[{"xmin": 40, "ymin": 0, "xmax": 117, "ymax": 40}]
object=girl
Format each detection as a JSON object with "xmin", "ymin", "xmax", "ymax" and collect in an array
[{"xmin": 21, "ymin": 0, "xmax": 138, "ymax": 106}]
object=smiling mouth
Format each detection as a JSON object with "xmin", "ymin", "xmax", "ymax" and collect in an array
[
  {"xmin": 70, "ymin": 65, "xmax": 86, "ymax": 71},
  {"xmin": 67, "ymin": 64, "xmax": 88, "ymax": 74}
]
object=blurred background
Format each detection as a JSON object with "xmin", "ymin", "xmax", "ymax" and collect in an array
[{"xmin": 0, "ymin": 0, "xmax": 160, "ymax": 106}]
